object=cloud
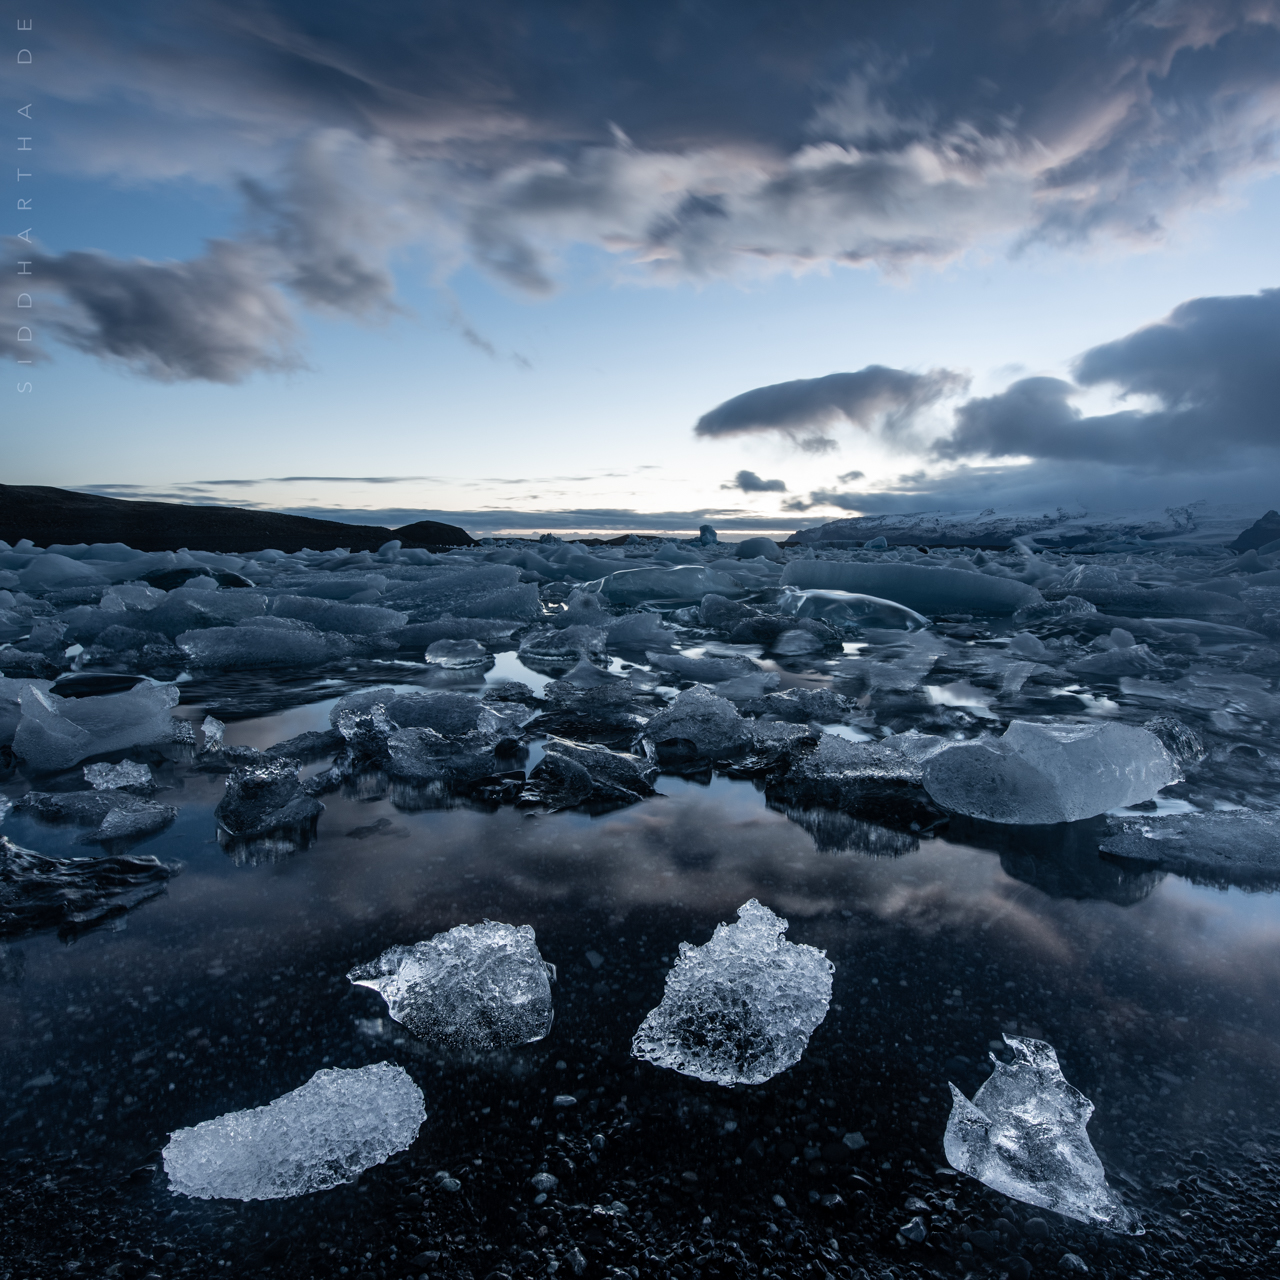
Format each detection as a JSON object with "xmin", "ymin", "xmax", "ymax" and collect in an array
[
  {"xmin": 723, "ymin": 469, "xmax": 787, "ymax": 493},
  {"xmin": 933, "ymin": 287, "xmax": 1280, "ymax": 467},
  {"xmin": 6, "ymin": 238, "xmax": 300, "ymax": 383},
  {"xmin": 24, "ymin": 2, "xmax": 1280, "ymax": 378},
  {"xmin": 694, "ymin": 366, "xmax": 967, "ymax": 449},
  {"xmin": 783, "ymin": 455, "xmax": 1280, "ymax": 517}
]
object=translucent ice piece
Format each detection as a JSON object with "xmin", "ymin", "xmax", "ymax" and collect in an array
[
  {"xmin": 424, "ymin": 638, "xmax": 491, "ymax": 668},
  {"xmin": 631, "ymin": 899, "xmax": 833, "ymax": 1086},
  {"xmin": 83, "ymin": 759, "xmax": 152, "ymax": 791},
  {"xmin": 13, "ymin": 682, "xmax": 180, "ymax": 772},
  {"xmin": 348, "ymin": 920, "xmax": 556, "ymax": 1049},
  {"xmin": 922, "ymin": 720, "xmax": 1179, "ymax": 824},
  {"xmin": 777, "ymin": 587, "xmax": 929, "ymax": 631},
  {"xmin": 163, "ymin": 1062, "xmax": 424, "ymax": 1201},
  {"xmin": 945, "ymin": 1035, "xmax": 1141, "ymax": 1233}
]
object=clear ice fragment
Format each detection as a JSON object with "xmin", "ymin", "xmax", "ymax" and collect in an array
[
  {"xmin": 201, "ymin": 714, "xmax": 225, "ymax": 751},
  {"xmin": 945, "ymin": 1035, "xmax": 1141, "ymax": 1233},
  {"xmin": 162, "ymin": 1062, "xmax": 424, "ymax": 1201},
  {"xmin": 631, "ymin": 899, "xmax": 833, "ymax": 1086},
  {"xmin": 348, "ymin": 920, "xmax": 556, "ymax": 1049},
  {"xmin": 83, "ymin": 759, "xmax": 152, "ymax": 791}
]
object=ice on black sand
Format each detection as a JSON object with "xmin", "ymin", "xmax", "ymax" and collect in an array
[
  {"xmin": 348, "ymin": 920, "xmax": 556, "ymax": 1048},
  {"xmin": 945, "ymin": 1035, "xmax": 1141, "ymax": 1233},
  {"xmin": 631, "ymin": 899, "xmax": 833, "ymax": 1086},
  {"xmin": 922, "ymin": 720, "xmax": 1179, "ymax": 824},
  {"xmin": 163, "ymin": 1062, "xmax": 424, "ymax": 1201}
]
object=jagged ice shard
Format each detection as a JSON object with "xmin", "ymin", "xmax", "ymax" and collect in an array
[
  {"xmin": 162, "ymin": 1063, "xmax": 425, "ymax": 1201},
  {"xmin": 631, "ymin": 899, "xmax": 833, "ymax": 1086},
  {"xmin": 945, "ymin": 1036, "xmax": 1142, "ymax": 1234},
  {"xmin": 348, "ymin": 920, "xmax": 556, "ymax": 1049}
]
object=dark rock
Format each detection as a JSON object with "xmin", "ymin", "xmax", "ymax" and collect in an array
[
  {"xmin": 0, "ymin": 484, "xmax": 474, "ymax": 553},
  {"xmin": 969, "ymin": 1229, "xmax": 997, "ymax": 1254},
  {"xmin": 1024, "ymin": 1217, "xmax": 1051, "ymax": 1239},
  {"xmin": 1227, "ymin": 510, "xmax": 1280, "ymax": 553}
]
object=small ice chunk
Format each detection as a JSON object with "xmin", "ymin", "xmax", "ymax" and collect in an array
[
  {"xmin": 83, "ymin": 760, "xmax": 152, "ymax": 791},
  {"xmin": 518, "ymin": 625, "xmax": 607, "ymax": 664},
  {"xmin": 1008, "ymin": 631, "xmax": 1051, "ymax": 661},
  {"xmin": 605, "ymin": 611, "xmax": 674, "ymax": 649},
  {"xmin": 640, "ymin": 684, "xmax": 752, "ymax": 760},
  {"xmin": 778, "ymin": 588, "xmax": 928, "ymax": 632},
  {"xmin": 176, "ymin": 625, "xmax": 362, "ymax": 669},
  {"xmin": 631, "ymin": 899, "xmax": 833, "ymax": 1086},
  {"xmin": 595, "ymin": 565, "xmax": 743, "ymax": 606},
  {"xmin": 90, "ymin": 801, "xmax": 176, "ymax": 843},
  {"xmin": 163, "ymin": 1062, "xmax": 425, "ymax": 1201},
  {"xmin": 348, "ymin": 920, "xmax": 556, "ymax": 1049},
  {"xmin": 646, "ymin": 650, "xmax": 758, "ymax": 683},
  {"xmin": 945, "ymin": 1035, "xmax": 1141, "ymax": 1233},
  {"xmin": 201, "ymin": 714, "xmax": 225, "ymax": 752},
  {"xmin": 1012, "ymin": 596, "xmax": 1096, "ymax": 627},
  {"xmin": 214, "ymin": 759, "xmax": 323, "ymax": 852},
  {"xmin": 922, "ymin": 720, "xmax": 1179, "ymax": 825},
  {"xmin": 735, "ymin": 536, "xmax": 783, "ymax": 562},
  {"xmin": 1069, "ymin": 644, "xmax": 1165, "ymax": 677},
  {"xmin": 424, "ymin": 638, "xmax": 491, "ymax": 668}
]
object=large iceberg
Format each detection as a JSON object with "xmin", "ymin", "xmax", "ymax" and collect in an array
[
  {"xmin": 781, "ymin": 560, "xmax": 1040, "ymax": 615},
  {"xmin": 163, "ymin": 1062, "xmax": 425, "ymax": 1201},
  {"xmin": 922, "ymin": 720, "xmax": 1179, "ymax": 824},
  {"xmin": 631, "ymin": 900, "xmax": 833, "ymax": 1086},
  {"xmin": 945, "ymin": 1035, "xmax": 1141, "ymax": 1233},
  {"xmin": 348, "ymin": 920, "xmax": 556, "ymax": 1048}
]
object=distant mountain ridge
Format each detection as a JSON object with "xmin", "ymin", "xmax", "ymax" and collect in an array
[{"xmin": 0, "ymin": 486, "xmax": 475, "ymax": 554}]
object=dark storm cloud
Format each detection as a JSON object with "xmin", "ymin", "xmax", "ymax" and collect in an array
[
  {"xmin": 29, "ymin": 1, "xmax": 1280, "ymax": 379},
  {"xmin": 934, "ymin": 288, "xmax": 1280, "ymax": 467},
  {"xmin": 723, "ymin": 470, "xmax": 787, "ymax": 493},
  {"xmin": 694, "ymin": 367, "xmax": 967, "ymax": 447},
  {"xmin": 5, "ymin": 238, "xmax": 299, "ymax": 383}
]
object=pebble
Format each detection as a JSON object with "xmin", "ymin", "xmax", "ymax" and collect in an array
[
  {"xmin": 1059, "ymin": 1253, "xmax": 1089, "ymax": 1273},
  {"xmin": 898, "ymin": 1216, "xmax": 928, "ymax": 1243}
]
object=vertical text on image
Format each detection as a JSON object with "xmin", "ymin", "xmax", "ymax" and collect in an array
[{"xmin": 15, "ymin": 16, "xmax": 34, "ymax": 393}]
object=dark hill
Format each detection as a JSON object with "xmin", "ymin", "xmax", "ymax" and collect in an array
[{"xmin": 0, "ymin": 486, "xmax": 475, "ymax": 554}]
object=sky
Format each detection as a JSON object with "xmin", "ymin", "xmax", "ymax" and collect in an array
[{"xmin": 6, "ymin": 1, "xmax": 1280, "ymax": 537}]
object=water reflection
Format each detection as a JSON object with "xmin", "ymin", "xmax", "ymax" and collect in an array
[{"xmin": 4, "ymin": 714, "xmax": 1280, "ymax": 1279}]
